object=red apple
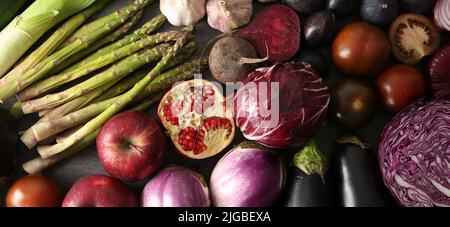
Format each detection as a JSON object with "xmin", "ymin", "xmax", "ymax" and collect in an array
[
  {"xmin": 62, "ymin": 174, "xmax": 138, "ymax": 207},
  {"xmin": 97, "ymin": 111, "xmax": 168, "ymax": 181}
]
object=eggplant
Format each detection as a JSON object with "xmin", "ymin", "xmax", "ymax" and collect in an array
[
  {"xmin": 0, "ymin": 108, "xmax": 18, "ymax": 187},
  {"xmin": 283, "ymin": 140, "xmax": 330, "ymax": 207},
  {"xmin": 327, "ymin": 136, "xmax": 397, "ymax": 207}
]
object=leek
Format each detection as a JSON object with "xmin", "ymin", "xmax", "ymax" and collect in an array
[
  {"xmin": 0, "ymin": 0, "xmax": 32, "ymax": 30},
  {"xmin": 0, "ymin": 0, "xmax": 97, "ymax": 78}
]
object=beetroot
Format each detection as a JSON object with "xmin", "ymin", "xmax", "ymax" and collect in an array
[
  {"xmin": 237, "ymin": 4, "xmax": 301, "ymax": 63},
  {"xmin": 428, "ymin": 43, "xmax": 450, "ymax": 100}
]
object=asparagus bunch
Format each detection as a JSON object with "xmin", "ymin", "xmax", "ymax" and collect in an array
[
  {"xmin": 21, "ymin": 43, "xmax": 175, "ymax": 114},
  {"xmin": 22, "ymin": 57, "xmax": 207, "ymax": 175},
  {"xmin": 49, "ymin": 10, "xmax": 145, "ymax": 75},
  {"xmin": 9, "ymin": 15, "xmax": 167, "ymax": 119},
  {"xmin": 50, "ymin": 14, "xmax": 167, "ymax": 76},
  {"xmin": 31, "ymin": 56, "xmax": 204, "ymax": 142},
  {"xmin": 17, "ymin": 29, "xmax": 181, "ymax": 103},
  {"xmin": 37, "ymin": 35, "xmax": 190, "ymax": 159},
  {"xmin": 20, "ymin": 43, "xmax": 172, "ymax": 149},
  {"xmin": 1, "ymin": 0, "xmax": 111, "ymax": 86},
  {"xmin": 0, "ymin": 0, "xmax": 153, "ymax": 103}
]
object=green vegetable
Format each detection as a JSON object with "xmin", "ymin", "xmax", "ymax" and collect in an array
[
  {"xmin": 0, "ymin": 0, "xmax": 31, "ymax": 30},
  {"xmin": 22, "ymin": 57, "xmax": 205, "ymax": 174},
  {"xmin": 0, "ymin": 0, "xmax": 153, "ymax": 103},
  {"xmin": 22, "ymin": 44, "xmax": 171, "ymax": 114},
  {"xmin": 29, "ymin": 43, "xmax": 198, "ymax": 143},
  {"xmin": 2, "ymin": 0, "xmax": 111, "ymax": 95},
  {"xmin": 132, "ymin": 92, "xmax": 164, "ymax": 111},
  {"xmin": 29, "ymin": 44, "xmax": 172, "ymax": 142},
  {"xmin": 51, "ymin": 9, "xmax": 144, "ymax": 75},
  {"xmin": 23, "ymin": 129, "xmax": 99, "ymax": 175},
  {"xmin": 37, "ymin": 35, "xmax": 190, "ymax": 158},
  {"xmin": 17, "ymin": 29, "xmax": 179, "ymax": 103},
  {"xmin": 0, "ymin": 0, "xmax": 98, "ymax": 78}
]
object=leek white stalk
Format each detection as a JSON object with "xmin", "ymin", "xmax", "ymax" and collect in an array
[{"xmin": 0, "ymin": 0, "xmax": 97, "ymax": 78}]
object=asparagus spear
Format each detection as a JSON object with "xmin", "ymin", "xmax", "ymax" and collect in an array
[
  {"xmin": 90, "ymin": 71, "xmax": 147, "ymax": 104},
  {"xmin": 37, "ymin": 35, "xmax": 190, "ymax": 158},
  {"xmin": 58, "ymin": 0, "xmax": 154, "ymax": 49},
  {"xmin": 17, "ymin": 30, "xmax": 183, "ymax": 102},
  {"xmin": 132, "ymin": 92, "xmax": 165, "ymax": 111},
  {"xmin": 23, "ymin": 129, "xmax": 99, "ymax": 175},
  {"xmin": 31, "ymin": 44, "xmax": 199, "ymax": 142},
  {"xmin": 1, "ymin": 0, "xmax": 111, "ymax": 89},
  {"xmin": 51, "ymin": 14, "xmax": 167, "ymax": 75},
  {"xmin": 22, "ymin": 43, "xmax": 172, "ymax": 114},
  {"xmin": 0, "ymin": 0, "xmax": 153, "ymax": 103},
  {"xmin": 52, "ymin": 10, "xmax": 144, "ymax": 75}
]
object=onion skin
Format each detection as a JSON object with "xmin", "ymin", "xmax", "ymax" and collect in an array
[
  {"xmin": 379, "ymin": 99, "xmax": 450, "ymax": 207},
  {"xmin": 428, "ymin": 43, "xmax": 450, "ymax": 100},
  {"xmin": 210, "ymin": 142, "xmax": 285, "ymax": 207},
  {"xmin": 434, "ymin": 0, "xmax": 450, "ymax": 32},
  {"xmin": 141, "ymin": 166, "xmax": 210, "ymax": 207}
]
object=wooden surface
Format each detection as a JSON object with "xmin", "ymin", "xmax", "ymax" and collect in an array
[{"xmin": 3, "ymin": 0, "xmax": 448, "ymax": 205}]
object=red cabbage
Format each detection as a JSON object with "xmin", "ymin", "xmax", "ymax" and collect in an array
[
  {"xmin": 234, "ymin": 62, "xmax": 330, "ymax": 148},
  {"xmin": 379, "ymin": 99, "xmax": 450, "ymax": 207}
]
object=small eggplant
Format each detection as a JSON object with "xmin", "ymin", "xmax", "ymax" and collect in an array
[
  {"xmin": 0, "ymin": 108, "xmax": 18, "ymax": 187},
  {"xmin": 326, "ymin": 136, "xmax": 397, "ymax": 207},
  {"xmin": 283, "ymin": 140, "xmax": 330, "ymax": 207}
]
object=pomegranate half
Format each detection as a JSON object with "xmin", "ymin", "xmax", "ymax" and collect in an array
[{"xmin": 158, "ymin": 79, "xmax": 235, "ymax": 159}]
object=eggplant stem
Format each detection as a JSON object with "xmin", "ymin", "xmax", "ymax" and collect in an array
[{"xmin": 337, "ymin": 135, "xmax": 370, "ymax": 149}]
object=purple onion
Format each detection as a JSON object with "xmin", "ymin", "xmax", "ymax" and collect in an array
[
  {"xmin": 434, "ymin": 0, "xmax": 450, "ymax": 32},
  {"xmin": 141, "ymin": 166, "xmax": 210, "ymax": 207},
  {"xmin": 210, "ymin": 142, "xmax": 285, "ymax": 207},
  {"xmin": 379, "ymin": 99, "xmax": 450, "ymax": 207}
]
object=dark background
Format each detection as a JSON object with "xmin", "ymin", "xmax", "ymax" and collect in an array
[{"xmin": 2, "ymin": 0, "xmax": 449, "ymax": 205}]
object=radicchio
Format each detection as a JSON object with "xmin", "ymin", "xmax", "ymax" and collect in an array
[
  {"xmin": 234, "ymin": 62, "xmax": 330, "ymax": 149},
  {"xmin": 379, "ymin": 99, "xmax": 450, "ymax": 207}
]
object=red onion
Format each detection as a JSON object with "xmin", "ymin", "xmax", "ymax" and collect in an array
[
  {"xmin": 141, "ymin": 166, "xmax": 210, "ymax": 207},
  {"xmin": 210, "ymin": 142, "xmax": 285, "ymax": 207},
  {"xmin": 434, "ymin": 0, "xmax": 450, "ymax": 32}
]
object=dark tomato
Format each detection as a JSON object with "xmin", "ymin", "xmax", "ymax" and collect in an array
[
  {"xmin": 331, "ymin": 78, "xmax": 376, "ymax": 130},
  {"xmin": 332, "ymin": 21, "xmax": 391, "ymax": 77},
  {"xmin": 6, "ymin": 175, "xmax": 62, "ymax": 207},
  {"xmin": 375, "ymin": 64, "xmax": 425, "ymax": 113}
]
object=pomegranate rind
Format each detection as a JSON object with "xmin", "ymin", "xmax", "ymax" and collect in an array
[{"xmin": 158, "ymin": 79, "xmax": 235, "ymax": 160}]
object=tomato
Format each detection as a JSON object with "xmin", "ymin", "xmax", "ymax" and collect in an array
[
  {"xmin": 6, "ymin": 175, "xmax": 62, "ymax": 207},
  {"xmin": 375, "ymin": 64, "xmax": 426, "ymax": 113},
  {"xmin": 332, "ymin": 21, "xmax": 391, "ymax": 77},
  {"xmin": 330, "ymin": 78, "xmax": 376, "ymax": 130}
]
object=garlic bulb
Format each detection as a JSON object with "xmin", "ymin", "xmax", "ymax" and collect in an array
[
  {"xmin": 160, "ymin": 0, "xmax": 206, "ymax": 26},
  {"xmin": 206, "ymin": 0, "xmax": 253, "ymax": 33}
]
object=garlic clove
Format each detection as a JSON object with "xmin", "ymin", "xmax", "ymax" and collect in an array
[
  {"xmin": 206, "ymin": 0, "xmax": 253, "ymax": 33},
  {"xmin": 160, "ymin": 0, "xmax": 206, "ymax": 27}
]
